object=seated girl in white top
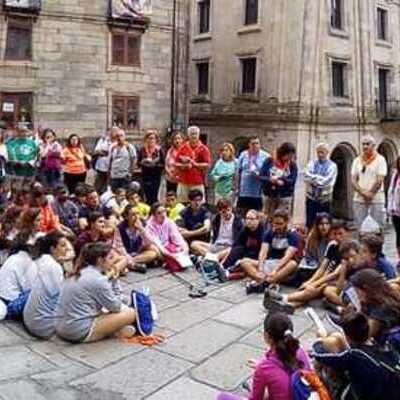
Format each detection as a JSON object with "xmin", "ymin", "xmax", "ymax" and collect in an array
[{"xmin": 23, "ymin": 231, "xmax": 71, "ymax": 339}]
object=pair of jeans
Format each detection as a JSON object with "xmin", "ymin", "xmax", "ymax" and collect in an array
[
  {"xmin": 110, "ymin": 177, "xmax": 131, "ymax": 191},
  {"xmin": 306, "ymin": 198, "xmax": 331, "ymax": 228},
  {"xmin": 353, "ymin": 201, "xmax": 385, "ymax": 227}
]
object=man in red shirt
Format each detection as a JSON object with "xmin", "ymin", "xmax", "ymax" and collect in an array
[{"xmin": 175, "ymin": 126, "xmax": 211, "ymax": 203}]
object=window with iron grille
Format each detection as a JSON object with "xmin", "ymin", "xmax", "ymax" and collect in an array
[
  {"xmin": 198, "ymin": 0, "xmax": 210, "ymax": 34},
  {"xmin": 332, "ymin": 61, "xmax": 347, "ymax": 98},
  {"xmin": 111, "ymin": 30, "xmax": 141, "ymax": 66},
  {"xmin": 241, "ymin": 58, "xmax": 257, "ymax": 94},
  {"xmin": 331, "ymin": 0, "xmax": 343, "ymax": 30},
  {"xmin": 377, "ymin": 7, "xmax": 388, "ymax": 41},
  {"xmin": 197, "ymin": 62, "xmax": 209, "ymax": 95},
  {"xmin": 5, "ymin": 18, "xmax": 32, "ymax": 61},
  {"xmin": 245, "ymin": 0, "xmax": 258, "ymax": 25},
  {"xmin": 112, "ymin": 96, "xmax": 140, "ymax": 131}
]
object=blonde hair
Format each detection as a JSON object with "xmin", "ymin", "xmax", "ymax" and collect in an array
[
  {"xmin": 144, "ymin": 129, "xmax": 159, "ymax": 143},
  {"xmin": 220, "ymin": 142, "xmax": 235, "ymax": 161}
]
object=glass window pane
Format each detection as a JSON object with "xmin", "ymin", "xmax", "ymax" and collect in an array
[
  {"xmin": 112, "ymin": 33, "xmax": 125, "ymax": 65},
  {"xmin": 5, "ymin": 23, "xmax": 32, "ymax": 60},
  {"xmin": 127, "ymin": 35, "xmax": 140, "ymax": 66}
]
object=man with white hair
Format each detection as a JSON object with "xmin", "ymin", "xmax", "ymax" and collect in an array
[
  {"xmin": 175, "ymin": 126, "xmax": 211, "ymax": 203},
  {"xmin": 351, "ymin": 134, "xmax": 387, "ymax": 227},
  {"xmin": 304, "ymin": 143, "xmax": 338, "ymax": 228}
]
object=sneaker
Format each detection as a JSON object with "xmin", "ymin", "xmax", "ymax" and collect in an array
[
  {"xmin": 246, "ymin": 281, "xmax": 268, "ymax": 295},
  {"xmin": 267, "ymin": 299, "xmax": 295, "ymax": 315},
  {"xmin": 326, "ymin": 312, "xmax": 344, "ymax": 331},
  {"xmin": 131, "ymin": 290, "xmax": 154, "ymax": 336},
  {"xmin": 116, "ymin": 325, "xmax": 137, "ymax": 339},
  {"xmin": 132, "ymin": 263, "xmax": 147, "ymax": 274},
  {"xmin": 263, "ymin": 288, "xmax": 284, "ymax": 309}
]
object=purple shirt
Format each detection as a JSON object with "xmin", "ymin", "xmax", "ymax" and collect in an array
[{"xmin": 249, "ymin": 348, "xmax": 311, "ymax": 400}]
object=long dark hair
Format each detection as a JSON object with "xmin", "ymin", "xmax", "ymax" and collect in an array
[
  {"xmin": 351, "ymin": 269, "xmax": 400, "ymax": 316},
  {"xmin": 264, "ymin": 312, "xmax": 302, "ymax": 370},
  {"xmin": 66, "ymin": 134, "xmax": 81, "ymax": 148},
  {"xmin": 306, "ymin": 213, "xmax": 331, "ymax": 257},
  {"xmin": 34, "ymin": 230, "xmax": 65, "ymax": 259},
  {"xmin": 72, "ymin": 242, "xmax": 111, "ymax": 279}
]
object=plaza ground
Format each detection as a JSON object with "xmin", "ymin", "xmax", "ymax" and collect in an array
[{"xmin": 0, "ymin": 229, "xmax": 396, "ymax": 400}]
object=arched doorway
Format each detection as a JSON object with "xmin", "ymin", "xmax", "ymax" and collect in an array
[
  {"xmin": 378, "ymin": 139, "xmax": 398, "ymax": 205},
  {"xmin": 330, "ymin": 143, "xmax": 357, "ymax": 221}
]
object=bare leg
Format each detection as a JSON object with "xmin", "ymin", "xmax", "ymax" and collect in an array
[
  {"xmin": 287, "ymin": 285, "xmax": 325, "ymax": 305},
  {"xmin": 190, "ymin": 241, "xmax": 211, "ymax": 256},
  {"xmin": 84, "ymin": 306, "xmax": 136, "ymax": 343},
  {"xmin": 217, "ymin": 248, "xmax": 231, "ymax": 263},
  {"xmin": 241, "ymin": 258, "xmax": 263, "ymax": 282},
  {"xmin": 323, "ymin": 285, "xmax": 344, "ymax": 306},
  {"xmin": 267, "ymin": 260, "xmax": 298, "ymax": 284},
  {"xmin": 130, "ymin": 249, "xmax": 159, "ymax": 267}
]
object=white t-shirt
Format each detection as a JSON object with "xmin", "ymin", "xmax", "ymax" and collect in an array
[{"xmin": 351, "ymin": 154, "xmax": 387, "ymax": 204}]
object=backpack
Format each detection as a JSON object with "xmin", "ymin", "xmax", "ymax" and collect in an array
[
  {"xmin": 164, "ymin": 252, "xmax": 193, "ymax": 273},
  {"xmin": 291, "ymin": 369, "xmax": 332, "ymax": 400},
  {"xmin": 198, "ymin": 253, "xmax": 224, "ymax": 285}
]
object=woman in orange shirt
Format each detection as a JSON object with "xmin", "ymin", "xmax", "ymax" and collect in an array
[{"xmin": 61, "ymin": 134, "xmax": 90, "ymax": 194}]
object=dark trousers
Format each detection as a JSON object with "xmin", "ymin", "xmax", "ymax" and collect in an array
[
  {"xmin": 143, "ymin": 176, "xmax": 161, "ymax": 205},
  {"xmin": 223, "ymin": 245, "xmax": 257, "ymax": 270},
  {"xmin": 306, "ymin": 198, "xmax": 331, "ymax": 229},
  {"xmin": 64, "ymin": 172, "xmax": 86, "ymax": 194},
  {"xmin": 393, "ymin": 215, "xmax": 400, "ymax": 249},
  {"xmin": 110, "ymin": 177, "xmax": 131, "ymax": 191},
  {"xmin": 237, "ymin": 196, "xmax": 262, "ymax": 216},
  {"xmin": 94, "ymin": 171, "xmax": 109, "ymax": 194},
  {"xmin": 43, "ymin": 169, "xmax": 62, "ymax": 188},
  {"xmin": 166, "ymin": 180, "xmax": 177, "ymax": 193}
]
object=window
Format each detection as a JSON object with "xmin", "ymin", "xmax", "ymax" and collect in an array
[
  {"xmin": 245, "ymin": 0, "xmax": 258, "ymax": 25},
  {"xmin": 111, "ymin": 30, "xmax": 141, "ymax": 66},
  {"xmin": 241, "ymin": 58, "xmax": 257, "ymax": 94},
  {"xmin": 196, "ymin": 62, "xmax": 209, "ymax": 95},
  {"xmin": 0, "ymin": 93, "xmax": 33, "ymax": 129},
  {"xmin": 330, "ymin": 0, "xmax": 343, "ymax": 30},
  {"xmin": 332, "ymin": 61, "xmax": 347, "ymax": 98},
  {"xmin": 112, "ymin": 96, "xmax": 139, "ymax": 131},
  {"xmin": 198, "ymin": 0, "xmax": 210, "ymax": 34},
  {"xmin": 5, "ymin": 18, "xmax": 32, "ymax": 61},
  {"xmin": 377, "ymin": 8, "xmax": 388, "ymax": 41}
]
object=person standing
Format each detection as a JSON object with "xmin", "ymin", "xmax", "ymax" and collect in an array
[
  {"xmin": 388, "ymin": 156, "xmax": 400, "ymax": 263},
  {"xmin": 92, "ymin": 128, "xmax": 118, "ymax": 194},
  {"xmin": 108, "ymin": 129, "xmax": 137, "ymax": 191},
  {"xmin": 210, "ymin": 142, "xmax": 237, "ymax": 204},
  {"xmin": 237, "ymin": 136, "xmax": 269, "ymax": 212},
  {"xmin": 260, "ymin": 142, "xmax": 297, "ymax": 219},
  {"xmin": 61, "ymin": 134, "xmax": 90, "ymax": 194},
  {"xmin": 351, "ymin": 135, "xmax": 387, "ymax": 227},
  {"xmin": 137, "ymin": 129, "xmax": 165, "ymax": 205},
  {"xmin": 39, "ymin": 129, "xmax": 63, "ymax": 188},
  {"xmin": 165, "ymin": 131, "xmax": 183, "ymax": 192},
  {"xmin": 175, "ymin": 126, "xmax": 211, "ymax": 203},
  {"xmin": 304, "ymin": 143, "xmax": 338, "ymax": 228}
]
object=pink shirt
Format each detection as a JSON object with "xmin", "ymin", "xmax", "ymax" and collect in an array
[{"xmin": 249, "ymin": 348, "xmax": 311, "ymax": 400}]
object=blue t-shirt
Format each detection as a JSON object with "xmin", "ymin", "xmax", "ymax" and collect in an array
[
  {"xmin": 263, "ymin": 229, "xmax": 300, "ymax": 260},
  {"xmin": 238, "ymin": 150, "xmax": 269, "ymax": 198},
  {"xmin": 180, "ymin": 206, "xmax": 211, "ymax": 231},
  {"xmin": 377, "ymin": 256, "xmax": 397, "ymax": 280}
]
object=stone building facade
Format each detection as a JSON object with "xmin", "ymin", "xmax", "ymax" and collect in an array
[
  {"xmin": 189, "ymin": 0, "xmax": 400, "ymax": 221},
  {"xmin": 0, "ymin": 0, "xmax": 189, "ymax": 142}
]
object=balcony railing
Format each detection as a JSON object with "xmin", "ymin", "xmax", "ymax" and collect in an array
[{"xmin": 376, "ymin": 99, "xmax": 400, "ymax": 121}]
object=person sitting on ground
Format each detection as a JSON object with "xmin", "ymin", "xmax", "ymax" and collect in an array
[
  {"xmin": 126, "ymin": 189, "xmax": 150, "ymax": 220},
  {"xmin": 297, "ymin": 213, "xmax": 331, "ymax": 281},
  {"xmin": 360, "ymin": 234, "xmax": 396, "ymax": 279},
  {"xmin": 78, "ymin": 186, "xmax": 103, "ymax": 230},
  {"xmin": 0, "ymin": 206, "xmax": 23, "ymax": 265},
  {"xmin": 100, "ymin": 187, "xmax": 128, "ymax": 219},
  {"xmin": 19, "ymin": 208, "xmax": 46, "ymax": 245},
  {"xmin": 222, "ymin": 209, "xmax": 265, "ymax": 280},
  {"xmin": 113, "ymin": 205, "xmax": 160, "ymax": 274},
  {"xmin": 217, "ymin": 312, "xmax": 311, "ymax": 400},
  {"xmin": 71, "ymin": 183, "xmax": 87, "ymax": 209},
  {"xmin": 191, "ymin": 198, "xmax": 244, "ymax": 262},
  {"xmin": 23, "ymin": 231, "xmax": 71, "ymax": 339},
  {"xmin": 313, "ymin": 311, "xmax": 400, "ymax": 400},
  {"xmin": 145, "ymin": 202, "xmax": 189, "ymax": 259},
  {"xmin": 56, "ymin": 242, "xmax": 153, "ymax": 343},
  {"xmin": 264, "ymin": 221, "xmax": 349, "ymax": 311},
  {"xmin": 245, "ymin": 209, "xmax": 300, "ymax": 294},
  {"xmin": 178, "ymin": 189, "xmax": 211, "ymax": 244},
  {"xmin": 165, "ymin": 190, "xmax": 185, "ymax": 223},
  {"xmin": 0, "ymin": 234, "xmax": 38, "ymax": 320},
  {"xmin": 51, "ymin": 185, "xmax": 79, "ymax": 233},
  {"xmin": 350, "ymin": 269, "xmax": 400, "ymax": 352}
]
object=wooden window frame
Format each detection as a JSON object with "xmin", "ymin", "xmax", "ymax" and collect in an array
[
  {"xmin": 198, "ymin": 0, "xmax": 211, "ymax": 34},
  {"xmin": 244, "ymin": 0, "xmax": 258, "ymax": 26},
  {"xmin": 112, "ymin": 95, "xmax": 140, "ymax": 132},
  {"xmin": 5, "ymin": 17, "xmax": 33, "ymax": 61},
  {"xmin": 111, "ymin": 29, "xmax": 141, "ymax": 67}
]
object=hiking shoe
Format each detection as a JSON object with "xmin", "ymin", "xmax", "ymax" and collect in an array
[
  {"xmin": 131, "ymin": 290, "xmax": 154, "ymax": 336},
  {"xmin": 246, "ymin": 281, "xmax": 268, "ymax": 295},
  {"xmin": 132, "ymin": 263, "xmax": 147, "ymax": 274},
  {"xmin": 326, "ymin": 312, "xmax": 344, "ymax": 331},
  {"xmin": 267, "ymin": 299, "xmax": 295, "ymax": 315},
  {"xmin": 322, "ymin": 299, "xmax": 341, "ymax": 315},
  {"xmin": 263, "ymin": 288, "xmax": 284, "ymax": 309}
]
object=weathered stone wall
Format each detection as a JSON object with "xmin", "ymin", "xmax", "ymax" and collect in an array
[{"xmin": 0, "ymin": 0, "xmax": 189, "ymax": 141}]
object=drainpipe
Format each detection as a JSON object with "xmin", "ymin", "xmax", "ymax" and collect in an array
[{"xmin": 170, "ymin": 0, "xmax": 177, "ymax": 131}]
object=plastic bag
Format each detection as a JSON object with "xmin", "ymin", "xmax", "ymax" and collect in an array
[{"xmin": 360, "ymin": 212, "xmax": 381, "ymax": 235}]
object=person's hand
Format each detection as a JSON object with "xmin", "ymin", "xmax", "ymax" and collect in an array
[
  {"xmin": 316, "ymin": 328, "xmax": 328, "ymax": 338},
  {"xmin": 134, "ymin": 218, "xmax": 144, "ymax": 231},
  {"xmin": 247, "ymin": 359, "xmax": 258, "ymax": 369}
]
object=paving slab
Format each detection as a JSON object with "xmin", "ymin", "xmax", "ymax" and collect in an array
[
  {"xmin": 0, "ymin": 381, "xmax": 48, "ymax": 400},
  {"xmin": 157, "ymin": 297, "xmax": 232, "ymax": 332},
  {"xmin": 3, "ymin": 321, "xmax": 39, "ymax": 342},
  {"xmin": 0, "ymin": 325, "xmax": 26, "ymax": 347},
  {"xmin": 131, "ymin": 275, "xmax": 181, "ymax": 294},
  {"xmin": 150, "ymin": 294, "xmax": 180, "ymax": 312},
  {"xmin": 0, "ymin": 345, "xmax": 55, "ymax": 381},
  {"xmin": 146, "ymin": 376, "xmax": 219, "ymax": 400},
  {"xmin": 71, "ymin": 349, "xmax": 193, "ymax": 400},
  {"xmin": 28, "ymin": 341, "xmax": 78, "ymax": 368},
  {"xmin": 159, "ymin": 319, "xmax": 245, "ymax": 363},
  {"xmin": 208, "ymin": 282, "xmax": 249, "ymax": 304},
  {"xmin": 31, "ymin": 363, "xmax": 93, "ymax": 386},
  {"xmin": 60, "ymin": 338, "xmax": 144, "ymax": 368},
  {"xmin": 213, "ymin": 297, "xmax": 265, "ymax": 330},
  {"xmin": 191, "ymin": 343, "xmax": 260, "ymax": 391}
]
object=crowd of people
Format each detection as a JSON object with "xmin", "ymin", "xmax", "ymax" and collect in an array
[{"xmin": 0, "ymin": 123, "xmax": 399, "ymax": 399}]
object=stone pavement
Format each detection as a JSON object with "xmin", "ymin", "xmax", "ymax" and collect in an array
[{"xmin": 0, "ymin": 230, "xmax": 397, "ymax": 400}]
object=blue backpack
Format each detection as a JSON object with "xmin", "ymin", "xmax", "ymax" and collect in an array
[{"xmin": 291, "ymin": 369, "xmax": 331, "ymax": 400}]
